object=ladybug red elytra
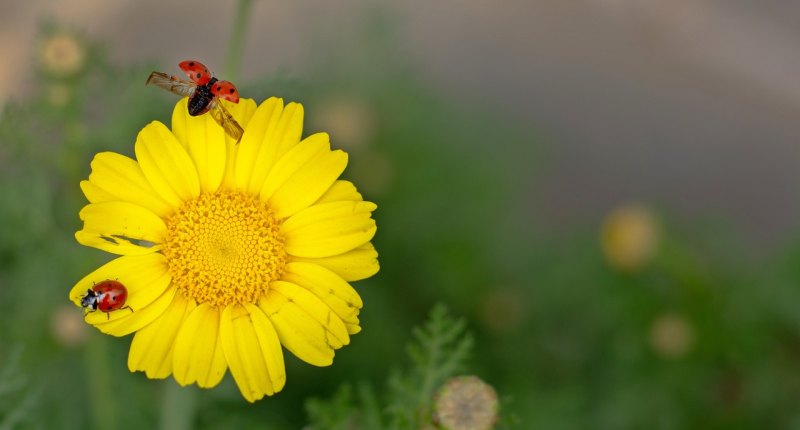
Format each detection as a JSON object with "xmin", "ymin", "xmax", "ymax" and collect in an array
[
  {"xmin": 80, "ymin": 279, "xmax": 133, "ymax": 319},
  {"xmin": 146, "ymin": 59, "xmax": 244, "ymax": 142}
]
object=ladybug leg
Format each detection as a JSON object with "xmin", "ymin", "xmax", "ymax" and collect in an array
[{"xmin": 106, "ymin": 306, "xmax": 134, "ymax": 320}]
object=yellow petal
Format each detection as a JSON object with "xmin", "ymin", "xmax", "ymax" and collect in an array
[
  {"xmin": 346, "ymin": 323, "xmax": 361, "ymax": 335},
  {"xmin": 220, "ymin": 305, "xmax": 285, "ymax": 402},
  {"xmin": 291, "ymin": 243, "xmax": 379, "ymax": 282},
  {"xmin": 282, "ymin": 201, "xmax": 377, "ymax": 258},
  {"xmin": 233, "ymin": 98, "xmax": 282, "ymax": 192},
  {"xmin": 74, "ymin": 232, "xmax": 158, "ymax": 257},
  {"xmin": 283, "ymin": 262, "xmax": 362, "ymax": 326},
  {"xmin": 69, "ymin": 253, "xmax": 174, "ymax": 336},
  {"xmin": 247, "ymin": 304, "xmax": 286, "ymax": 392},
  {"xmin": 76, "ymin": 201, "xmax": 166, "ymax": 255},
  {"xmin": 128, "ymin": 293, "xmax": 195, "ymax": 379},
  {"xmin": 83, "ymin": 152, "xmax": 174, "ymax": 217},
  {"xmin": 235, "ymin": 99, "xmax": 304, "ymax": 194},
  {"xmin": 271, "ymin": 281, "xmax": 349, "ymax": 346},
  {"xmin": 80, "ymin": 180, "xmax": 115, "ymax": 203},
  {"xmin": 263, "ymin": 134, "xmax": 348, "ymax": 219},
  {"xmin": 314, "ymin": 180, "xmax": 363, "ymax": 205},
  {"xmin": 220, "ymin": 98, "xmax": 259, "ymax": 189},
  {"xmin": 170, "ymin": 98, "xmax": 226, "ymax": 193},
  {"xmin": 258, "ymin": 132, "xmax": 327, "ymax": 199},
  {"xmin": 259, "ymin": 280, "xmax": 349, "ymax": 365},
  {"xmin": 172, "ymin": 303, "xmax": 228, "ymax": 388},
  {"xmin": 135, "ymin": 121, "xmax": 200, "ymax": 206},
  {"xmin": 228, "ymin": 98, "xmax": 259, "ymax": 129},
  {"xmin": 91, "ymin": 286, "xmax": 177, "ymax": 337}
]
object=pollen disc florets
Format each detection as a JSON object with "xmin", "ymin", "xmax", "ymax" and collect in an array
[{"xmin": 162, "ymin": 190, "xmax": 286, "ymax": 307}]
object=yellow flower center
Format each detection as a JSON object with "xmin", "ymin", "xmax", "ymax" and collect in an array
[{"xmin": 162, "ymin": 190, "xmax": 286, "ymax": 308}]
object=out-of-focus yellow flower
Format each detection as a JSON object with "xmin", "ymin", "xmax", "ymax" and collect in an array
[
  {"xmin": 39, "ymin": 32, "xmax": 86, "ymax": 77},
  {"xmin": 434, "ymin": 375, "xmax": 499, "ymax": 430},
  {"xmin": 69, "ymin": 97, "xmax": 379, "ymax": 402},
  {"xmin": 600, "ymin": 204, "xmax": 660, "ymax": 271},
  {"xmin": 51, "ymin": 305, "xmax": 89, "ymax": 347},
  {"xmin": 649, "ymin": 312, "xmax": 694, "ymax": 359},
  {"xmin": 313, "ymin": 96, "xmax": 375, "ymax": 150}
]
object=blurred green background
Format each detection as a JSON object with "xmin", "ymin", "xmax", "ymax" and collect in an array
[{"xmin": 3, "ymin": 1, "xmax": 800, "ymax": 429}]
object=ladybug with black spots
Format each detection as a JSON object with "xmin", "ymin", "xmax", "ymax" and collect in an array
[
  {"xmin": 80, "ymin": 279, "xmax": 133, "ymax": 319},
  {"xmin": 146, "ymin": 60, "xmax": 244, "ymax": 142}
]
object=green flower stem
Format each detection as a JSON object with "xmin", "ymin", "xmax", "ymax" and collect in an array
[
  {"xmin": 223, "ymin": 0, "xmax": 254, "ymax": 82},
  {"xmin": 159, "ymin": 381, "xmax": 197, "ymax": 430},
  {"xmin": 83, "ymin": 336, "xmax": 117, "ymax": 430}
]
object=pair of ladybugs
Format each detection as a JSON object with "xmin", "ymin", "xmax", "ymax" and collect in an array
[
  {"xmin": 80, "ymin": 61, "xmax": 239, "ymax": 316},
  {"xmin": 79, "ymin": 280, "xmax": 132, "ymax": 318},
  {"xmin": 79, "ymin": 61, "xmax": 237, "ymax": 317},
  {"xmin": 147, "ymin": 60, "xmax": 244, "ymax": 141}
]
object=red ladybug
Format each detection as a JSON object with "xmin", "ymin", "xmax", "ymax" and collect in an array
[
  {"xmin": 80, "ymin": 280, "xmax": 133, "ymax": 319},
  {"xmin": 146, "ymin": 60, "xmax": 244, "ymax": 142}
]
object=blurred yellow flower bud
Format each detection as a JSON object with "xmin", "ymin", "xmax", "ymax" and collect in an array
[
  {"xmin": 39, "ymin": 33, "xmax": 86, "ymax": 77},
  {"xmin": 51, "ymin": 305, "xmax": 88, "ymax": 348},
  {"xmin": 313, "ymin": 96, "xmax": 375, "ymax": 151},
  {"xmin": 600, "ymin": 204, "xmax": 660, "ymax": 271}
]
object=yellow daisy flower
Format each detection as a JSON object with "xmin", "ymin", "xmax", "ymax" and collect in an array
[{"xmin": 69, "ymin": 97, "xmax": 379, "ymax": 402}]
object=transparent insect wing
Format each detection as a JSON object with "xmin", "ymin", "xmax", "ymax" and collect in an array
[
  {"xmin": 146, "ymin": 72, "xmax": 197, "ymax": 98},
  {"xmin": 210, "ymin": 101, "xmax": 244, "ymax": 142},
  {"xmin": 179, "ymin": 60, "xmax": 212, "ymax": 85},
  {"xmin": 210, "ymin": 80, "xmax": 240, "ymax": 103}
]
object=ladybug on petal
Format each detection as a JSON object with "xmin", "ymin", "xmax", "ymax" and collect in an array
[
  {"xmin": 146, "ymin": 60, "xmax": 244, "ymax": 142},
  {"xmin": 80, "ymin": 279, "xmax": 133, "ymax": 319}
]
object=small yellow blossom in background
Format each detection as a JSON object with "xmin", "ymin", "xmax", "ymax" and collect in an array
[
  {"xmin": 51, "ymin": 305, "xmax": 89, "ymax": 348},
  {"xmin": 434, "ymin": 375, "xmax": 499, "ymax": 430},
  {"xmin": 649, "ymin": 312, "xmax": 694, "ymax": 359},
  {"xmin": 39, "ymin": 32, "xmax": 86, "ymax": 77},
  {"xmin": 312, "ymin": 96, "xmax": 376, "ymax": 151},
  {"xmin": 600, "ymin": 203, "xmax": 660, "ymax": 271},
  {"xmin": 69, "ymin": 97, "xmax": 379, "ymax": 402}
]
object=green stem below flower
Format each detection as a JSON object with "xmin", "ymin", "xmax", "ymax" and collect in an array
[
  {"xmin": 83, "ymin": 336, "xmax": 117, "ymax": 430},
  {"xmin": 159, "ymin": 381, "xmax": 197, "ymax": 430}
]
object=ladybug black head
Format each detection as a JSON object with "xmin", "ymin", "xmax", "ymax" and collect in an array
[{"xmin": 80, "ymin": 289, "xmax": 98, "ymax": 310}]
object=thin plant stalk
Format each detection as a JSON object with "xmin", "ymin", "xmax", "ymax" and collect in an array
[{"xmin": 223, "ymin": 0, "xmax": 254, "ymax": 82}]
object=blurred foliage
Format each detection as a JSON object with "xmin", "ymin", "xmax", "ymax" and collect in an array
[
  {"xmin": 385, "ymin": 304, "xmax": 474, "ymax": 428},
  {"xmin": 2, "ymin": 7, "xmax": 800, "ymax": 430},
  {"xmin": 306, "ymin": 305, "xmax": 475, "ymax": 429},
  {"xmin": 0, "ymin": 347, "xmax": 41, "ymax": 430}
]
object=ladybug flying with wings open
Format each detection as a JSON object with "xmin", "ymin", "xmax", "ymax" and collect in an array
[{"xmin": 146, "ymin": 60, "xmax": 244, "ymax": 142}]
